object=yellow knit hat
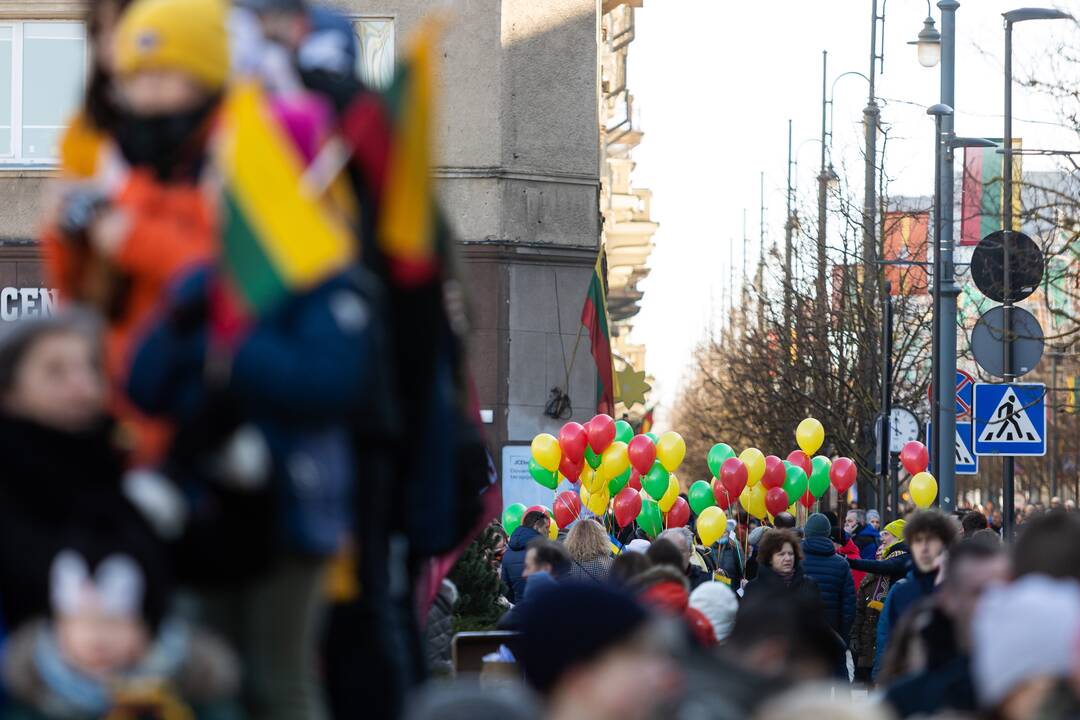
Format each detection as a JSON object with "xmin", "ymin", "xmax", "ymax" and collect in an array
[
  {"xmin": 115, "ymin": 0, "xmax": 229, "ymax": 91},
  {"xmin": 884, "ymin": 519, "xmax": 906, "ymax": 542}
]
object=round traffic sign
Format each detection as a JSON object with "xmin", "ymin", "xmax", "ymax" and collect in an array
[
  {"xmin": 970, "ymin": 305, "xmax": 1044, "ymax": 378},
  {"xmin": 970, "ymin": 231, "xmax": 1044, "ymax": 303},
  {"xmin": 928, "ymin": 369, "xmax": 975, "ymax": 419}
]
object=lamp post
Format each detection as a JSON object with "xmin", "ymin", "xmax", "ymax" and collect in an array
[
  {"xmin": 866, "ymin": 0, "xmax": 940, "ymax": 509},
  {"xmin": 1000, "ymin": 6, "xmax": 1072, "ymax": 539}
]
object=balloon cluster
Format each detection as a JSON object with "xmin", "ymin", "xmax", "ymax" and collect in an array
[
  {"xmin": 900, "ymin": 440, "xmax": 937, "ymax": 508},
  {"xmin": 525, "ymin": 415, "xmax": 689, "ymax": 538},
  {"xmin": 692, "ymin": 418, "xmax": 859, "ymax": 533}
]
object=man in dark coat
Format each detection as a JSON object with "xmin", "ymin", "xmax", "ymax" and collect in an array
[
  {"xmin": 874, "ymin": 509, "xmax": 956, "ymax": 679},
  {"xmin": 500, "ymin": 511, "xmax": 550, "ymax": 603}
]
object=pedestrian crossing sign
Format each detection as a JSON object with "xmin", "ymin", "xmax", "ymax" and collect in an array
[
  {"xmin": 927, "ymin": 421, "xmax": 979, "ymax": 474},
  {"xmin": 973, "ymin": 383, "xmax": 1047, "ymax": 456}
]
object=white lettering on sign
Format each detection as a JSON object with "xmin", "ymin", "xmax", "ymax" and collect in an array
[{"xmin": 0, "ymin": 288, "xmax": 58, "ymax": 321}]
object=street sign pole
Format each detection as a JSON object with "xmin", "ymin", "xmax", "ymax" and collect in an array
[
  {"xmin": 1002, "ymin": 20, "xmax": 1015, "ymax": 542},
  {"xmin": 880, "ymin": 281, "xmax": 893, "ymax": 518}
]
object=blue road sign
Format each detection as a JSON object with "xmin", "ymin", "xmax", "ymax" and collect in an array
[
  {"xmin": 973, "ymin": 383, "xmax": 1046, "ymax": 456},
  {"xmin": 927, "ymin": 421, "xmax": 979, "ymax": 475}
]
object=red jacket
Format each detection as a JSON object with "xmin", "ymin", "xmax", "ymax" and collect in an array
[{"xmin": 838, "ymin": 539, "xmax": 865, "ymax": 586}]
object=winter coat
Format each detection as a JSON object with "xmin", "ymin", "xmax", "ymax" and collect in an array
[
  {"xmin": 500, "ymin": 526, "xmax": 543, "ymax": 603},
  {"xmin": 709, "ymin": 538, "xmax": 744, "ymax": 589},
  {"xmin": 1, "ymin": 619, "xmax": 240, "ymax": 720},
  {"xmin": 837, "ymin": 538, "xmax": 865, "ymax": 587},
  {"xmin": 882, "ymin": 607, "xmax": 974, "ymax": 717},
  {"xmin": 874, "ymin": 564, "xmax": 940, "ymax": 679},
  {"xmin": 128, "ymin": 268, "xmax": 375, "ymax": 560},
  {"xmin": 848, "ymin": 541, "xmax": 911, "ymax": 581},
  {"xmin": 743, "ymin": 564, "xmax": 821, "ymax": 606},
  {"xmin": 800, "ymin": 537, "xmax": 856, "ymax": 642},
  {"xmin": 852, "ymin": 524, "xmax": 881, "ymax": 561},
  {"xmin": 565, "ymin": 556, "xmax": 613, "ymax": 586},
  {"xmin": 496, "ymin": 571, "xmax": 557, "ymax": 631},
  {"xmin": 424, "ymin": 579, "xmax": 458, "ymax": 676},
  {"xmin": 0, "ymin": 415, "xmax": 168, "ymax": 632}
]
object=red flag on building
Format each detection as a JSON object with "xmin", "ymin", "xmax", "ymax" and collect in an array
[
  {"xmin": 581, "ymin": 249, "xmax": 617, "ymax": 415},
  {"xmin": 883, "ymin": 211, "xmax": 929, "ymax": 295}
]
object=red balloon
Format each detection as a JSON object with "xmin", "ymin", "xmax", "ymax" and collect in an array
[
  {"xmin": 553, "ymin": 491, "xmax": 581, "ymax": 529},
  {"xmin": 558, "ymin": 422, "xmax": 588, "ymax": 463},
  {"xmin": 799, "ymin": 488, "xmax": 816, "ymax": 510},
  {"xmin": 765, "ymin": 487, "xmax": 789, "ymax": 517},
  {"xmin": 559, "ymin": 454, "xmax": 584, "ymax": 482},
  {"xmin": 628, "ymin": 469, "xmax": 642, "ymax": 492},
  {"xmin": 900, "ymin": 441, "xmax": 929, "ymax": 475},
  {"xmin": 720, "ymin": 457, "xmax": 748, "ymax": 498},
  {"xmin": 613, "ymin": 487, "xmax": 643, "ymax": 528},
  {"xmin": 787, "ymin": 450, "xmax": 812, "ymax": 480},
  {"xmin": 627, "ymin": 435, "xmax": 657, "ymax": 475},
  {"xmin": 762, "ymin": 455, "xmax": 786, "ymax": 490},
  {"xmin": 712, "ymin": 478, "xmax": 734, "ymax": 508},
  {"xmin": 586, "ymin": 414, "xmax": 616, "ymax": 454},
  {"xmin": 830, "ymin": 457, "xmax": 858, "ymax": 494},
  {"xmin": 664, "ymin": 497, "xmax": 691, "ymax": 528}
]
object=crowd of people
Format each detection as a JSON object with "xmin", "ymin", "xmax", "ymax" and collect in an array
[{"xmin": 421, "ymin": 503, "xmax": 1080, "ymax": 720}]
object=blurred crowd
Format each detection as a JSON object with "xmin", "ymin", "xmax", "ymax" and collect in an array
[{"xmin": 426, "ymin": 503, "xmax": 1080, "ymax": 720}]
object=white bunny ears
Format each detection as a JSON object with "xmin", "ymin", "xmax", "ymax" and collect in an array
[{"xmin": 50, "ymin": 550, "xmax": 145, "ymax": 619}]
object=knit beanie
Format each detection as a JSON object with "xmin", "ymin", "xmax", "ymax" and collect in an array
[
  {"xmin": 884, "ymin": 519, "xmax": 906, "ymax": 541},
  {"xmin": 115, "ymin": 0, "xmax": 229, "ymax": 91},
  {"xmin": 748, "ymin": 526, "xmax": 768, "ymax": 547},
  {"xmin": 511, "ymin": 583, "xmax": 648, "ymax": 695},
  {"xmin": 867, "ymin": 509, "xmax": 881, "ymax": 524},
  {"xmin": 972, "ymin": 576, "xmax": 1080, "ymax": 708},
  {"xmin": 689, "ymin": 582, "xmax": 738, "ymax": 643},
  {"xmin": 804, "ymin": 513, "xmax": 831, "ymax": 539}
]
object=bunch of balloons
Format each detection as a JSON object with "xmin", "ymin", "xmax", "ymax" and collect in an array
[
  {"xmin": 527, "ymin": 415, "xmax": 688, "ymax": 538},
  {"xmin": 900, "ymin": 440, "xmax": 937, "ymax": 509}
]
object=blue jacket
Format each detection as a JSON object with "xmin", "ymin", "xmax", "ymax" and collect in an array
[
  {"xmin": 500, "ymin": 526, "xmax": 543, "ymax": 603},
  {"xmin": 852, "ymin": 524, "xmax": 881, "ymax": 560},
  {"xmin": 801, "ymin": 537, "xmax": 856, "ymax": 642},
  {"xmin": 874, "ymin": 564, "xmax": 940, "ymax": 678}
]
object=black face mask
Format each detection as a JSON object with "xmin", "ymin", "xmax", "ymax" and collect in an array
[{"xmin": 113, "ymin": 96, "xmax": 219, "ymax": 182}]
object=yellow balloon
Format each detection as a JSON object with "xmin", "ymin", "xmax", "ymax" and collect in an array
[
  {"xmin": 697, "ymin": 506, "xmax": 728, "ymax": 546},
  {"xmin": 585, "ymin": 464, "xmax": 608, "ymax": 494},
  {"xmin": 580, "ymin": 484, "xmax": 590, "ymax": 507},
  {"xmin": 796, "ymin": 418, "xmax": 825, "ymax": 456},
  {"xmin": 658, "ymin": 475, "xmax": 679, "ymax": 512},
  {"xmin": 601, "ymin": 441, "xmax": 630, "ymax": 479},
  {"xmin": 587, "ymin": 488, "xmax": 610, "ymax": 516},
  {"xmin": 739, "ymin": 447, "xmax": 766, "ymax": 487},
  {"xmin": 656, "ymin": 431, "xmax": 686, "ymax": 473},
  {"xmin": 531, "ymin": 433, "xmax": 562, "ymax": 472},
  {"xmin": 740, "ymin": 484, "xmax": 767, "ymax": 520},
  {"xmin": 910, "ymin": 471, "xmax": 938, "ymax": 509},
  {"xmin": 548, "ymin": 517, "xmax": 559, "ymax": 540}
]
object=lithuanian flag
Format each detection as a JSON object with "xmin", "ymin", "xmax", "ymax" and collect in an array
[
  {"xmin": 216, "ymin": 82, "xmax": 356, "ymax": 314},
  {"xmin": 581, "ymin": 249, "xmax": 617, "ymax": 415},
  {"xmin": 960, "ymin": 140, "xmax": 1021, "ymax": 247}
]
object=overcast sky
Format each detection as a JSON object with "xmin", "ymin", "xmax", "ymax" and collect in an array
[{"xmin": 628, "ymin": 0, "xmax": 1080, "ymax": 421}]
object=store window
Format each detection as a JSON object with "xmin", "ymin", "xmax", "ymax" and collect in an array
[
  {"xmin": 0, "ymin": 21, "xmax": 87, "ymax": 164},
  {"xmin": 354, "ymin": 18, "xmax": 394, "ymax": 90}
]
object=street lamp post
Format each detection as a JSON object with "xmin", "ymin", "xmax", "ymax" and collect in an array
[
  {"xmin": 1001, "ymin": 7, "xmax": 1072, "ymax": 539},
  {"xmin": 928, "ymin": 103, "xmax": 952, "ymax": 502}
]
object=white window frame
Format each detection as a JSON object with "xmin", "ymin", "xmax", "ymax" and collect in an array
[{"xmin": 0, "ymin": 19, "xmax": 87, "ymax": 166}]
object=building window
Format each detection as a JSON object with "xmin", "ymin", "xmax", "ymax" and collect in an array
[
  {"xmin": 353, "ymin": 18, "xmax": 394, "ymax": 90},
  {"xmin": 0, "ymin": 21, "xmax": 86, "ymax": 164}
]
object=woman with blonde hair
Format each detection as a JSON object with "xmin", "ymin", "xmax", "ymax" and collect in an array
[{"xmin": 563, "ymin": 519, "xmax": 613, "ymax": 586}]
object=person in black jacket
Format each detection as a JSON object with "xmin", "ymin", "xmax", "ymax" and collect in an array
[
  {"xmin": 500, "ymin": 511, "xmax": 550, "ymax": 603},
  {"xmin": 744, "ymin": 529, "xmax": 821, "ymax": 606},
  {"xmin": 800, "ymin": 513, "xmax": 856, "ymax": 679}
]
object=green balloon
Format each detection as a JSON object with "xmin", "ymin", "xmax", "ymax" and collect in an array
[
  {"xmin": 585, "ymin": 446, "xmax": 602, "ymax": 470},
  {"xmin": 707, "ymin": 443, "xmax": 736, "ymax": 478},
  {"xmin": 645, "ymin": 432, "xmax": 660, "ymax": 444},
  {"xmin": 783, "ymin": 464, "xmax": 809, "ymax": 506},
  {"xmin": 502, "ymin": 503, "xmax": 527, "ymax": 535},
  {"xmin": 809, "ymin": 455, "xmax": 832, "ymax": 498},
  {"xmin": 608, "ymin": 466, "xmax": 632, "ymax": 496},
  {"xmin": 688, "ymin": 480, "xmax": 716, "ymax": 515},
  {"xmin": 642, "ymin": 461, "xmax": 670, "ymax": 500},
  {"xmin": 614, "ymin": 420, "xmax": 634, "ymax": 445},
  {"xmin": 529, "ymin": 458, "xmax": 558, "ymax": 490},
  {"xmin": 637, "ymin": 498, "xmax": 663, "ymax": 538}
]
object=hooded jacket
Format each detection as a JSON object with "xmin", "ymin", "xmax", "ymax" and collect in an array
[
  {"xmin": 500, "ymin": 525, "xmax": 543, "ymax": 603},
  {"xmin": 800, "ymin": 536, "xmax": 856, "ymax": 642},
  {"xmin": 852, "ymin": 523, "xmax": 881, "ymax": 561}
]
